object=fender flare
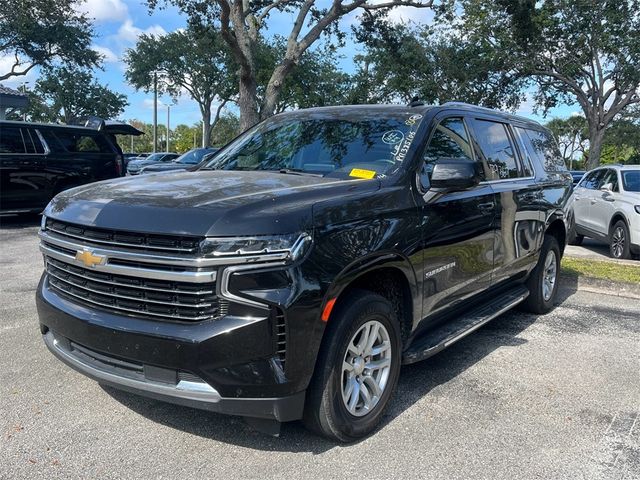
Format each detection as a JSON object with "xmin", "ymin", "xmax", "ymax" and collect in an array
[{"xmin": 319, "ymin": 250, "xmax": 419, "ymax": 323}]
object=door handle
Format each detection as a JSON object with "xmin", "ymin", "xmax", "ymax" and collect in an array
[
  {"xmin": 478, "ymin": 202, "xmax": 495, "ymax": 211},
  {"xmin": 602, "ymin": 194, "xmax": 615, "ymax": 202}
]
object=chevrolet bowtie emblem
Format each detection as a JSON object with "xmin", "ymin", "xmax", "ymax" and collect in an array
[{"xmin": 75, "ymin": 249, "xmax": 106, "ymax": 268}]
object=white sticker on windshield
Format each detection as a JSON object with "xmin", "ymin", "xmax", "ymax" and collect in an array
[
  {"xmin": 405, "ymin": 114, "xmax": 423, "ymax": 126},
  {"xmin": 382, "ymin": 130, "xmax": 405, "ymax": 145}
]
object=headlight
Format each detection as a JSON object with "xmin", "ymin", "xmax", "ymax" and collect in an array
[
  {"xmin": 200, "ymin": 233, "xmax": 312, "ymax": 261},
  {"xmin": 41, "ymin": 214, "xmax": 47, "ymax": 230}
]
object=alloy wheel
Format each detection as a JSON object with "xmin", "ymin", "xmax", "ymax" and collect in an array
[
  {"xmin": 611, "ymin": 227, "xmax": 626, "ymax": 258},
  {"xmin": 542, "ymin": 250, "xmax": 557, "ymax": 302},
  {"xmin": 341, "ymin": 320, "xmax": 392, "ymax": 417}
]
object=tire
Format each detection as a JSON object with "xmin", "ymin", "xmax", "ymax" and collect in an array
[
  {"xmin": 303, "ymin": 289, "xmax": 401, "ymax": 442},
  {"xmin": 609, "ymin": 220, "xmax": 631, "ymax": 259},
  {"xmin": 521, "ymin": 235, "xmax": 561, "ymax": 314}
]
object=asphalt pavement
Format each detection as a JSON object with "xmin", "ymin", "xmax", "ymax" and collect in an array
[{"xmin": 1, "ymin": 215, "xmax": 639, "ymax": 480}]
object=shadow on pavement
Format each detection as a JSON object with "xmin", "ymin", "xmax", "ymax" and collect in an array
[{"xmin": 103, "ymin": 282, "xmax": 579, "ymax": 452}]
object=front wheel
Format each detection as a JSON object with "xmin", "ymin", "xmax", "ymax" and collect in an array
[
  {"xmin": 610, "ymin": 220, "xmax": 631, "ymax": 259},
  {"xmin": 521, "ymin": 235, "xmax": 561, "ymax": 314},
  {"xmin": 303, "ymin": 290, "xmax": 401, "ymax": 442}
]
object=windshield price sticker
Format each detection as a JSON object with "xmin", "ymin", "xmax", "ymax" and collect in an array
[{"xmin": 349, "ymin": 168, "xmax": 377, "ymax": 179}]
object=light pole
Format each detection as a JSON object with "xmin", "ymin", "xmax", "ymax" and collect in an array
[
  {"xmin": 162, "ymin": 102, "xmax": 171, "ymax": 152},
  {"xmin": 20, "ymin": 81, "xmax": 29, "ymax": 121},
  {"xmin": 153, "ymin": 72, "xmax": 158, "ymax": 153}
]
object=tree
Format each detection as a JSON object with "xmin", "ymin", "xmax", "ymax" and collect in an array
[
  {"xmin": 210, "ymin": 111, "xmax": 240, "ymax": 145},
  {"xmin": 124, "ymin": 25, "xmax": 236, "ymax": 147},
  {"xmin": 459, "ymin": 0, "xmax": 640, "ymax": 169},
  {"xmin": 258, "ymin": 38, "xmax": 352, "ymax": 112},
  {"xmin": 600, "ymin": 117, "xmax": 640, "ymax": 165},
  {"xmin": 33, "ymin": 67, "xmax": 128, "ymax": 124},
  {"xmin": 349, "ymin": 18, "xmax": 525, "ymax": 108},
  {"xmin": 150, "ymin": 0, "xmax": 436, "ymax": 131},
  {"xmin": 545, "ymin": 116, "xmax": 588, "ymax": 170},
  {"xmin": 0, "ymin": 0, "xmax": 100, "ymax": 81}
]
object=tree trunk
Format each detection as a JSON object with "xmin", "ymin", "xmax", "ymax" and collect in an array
[
  {"xmin": 260, "ymin": 59, "xmax": 296, "ymax": 120},
  {"xmin": 238, "ymin": 67, "xmax": 259, "ymax": 132},
  {"xmin": 586, "ymin": 126, "xmax": 606, "ymax": 170},
  {"xmin": 201, "ymin": 106, "xmax": 212, "ymax": 148}
]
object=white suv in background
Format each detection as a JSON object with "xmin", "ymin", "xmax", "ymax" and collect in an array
[{"xmin": 569, "ymin": 165, "xmax": 640, "ymax": 259}]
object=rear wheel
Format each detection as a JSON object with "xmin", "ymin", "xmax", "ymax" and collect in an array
[
  {"xmin": 610, "ymin": 220, "xmax": 631, "ymax": 259},
  {"xmin": 303, "ymin": 290, "xmax": 401, "ymax": 442},
  {"xmin": 521, "ymin": 235, "xmax": 560, "ymax": 314}
]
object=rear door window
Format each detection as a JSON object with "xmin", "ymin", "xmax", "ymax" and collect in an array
[
  {"xmin": 0, "ymin": 127, "xmax": 26, "ymax": 154},
  {"xmin": 599, "ymin": 169, "xmax": 619, "ymax": 192},
  {"xmin": 520, "ymin": 128, "xmax": 567, "ymax": 172},
  {"xmin": 470, "ymin": 119, "xmax": 519, "ymax": 180}
]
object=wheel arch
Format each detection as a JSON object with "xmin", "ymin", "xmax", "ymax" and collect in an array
[
  {"xmin": 321, "ymin": 252, "xmax": 418, "ymax": 344},
  {"xmin": 545, "ymin": 213, "xmax": 567, "ymax": 257}
]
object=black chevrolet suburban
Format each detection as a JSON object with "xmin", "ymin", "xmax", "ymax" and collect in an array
[
  {"xmin": 36, "ymin": 103, "xmax": 572, "ymax": 441},
  {"xmin": 0, "ymin": 120, "xmax": 129, "ymax": 214}
]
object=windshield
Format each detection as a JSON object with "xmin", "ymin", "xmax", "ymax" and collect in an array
[
  {"xmin": 201, "ymin": 111, "xmax": 424, "ymax": 178},
  {"xmin": 177, "ymin": 149, "xmax": 212, "ymax": 164},
  {"xmin": 145, "ymin": 153, "xmax": 165, "ymax": 162},
  {"xmin": 622, "ymin": 170, "xmax": 640, "ymax": 192}
]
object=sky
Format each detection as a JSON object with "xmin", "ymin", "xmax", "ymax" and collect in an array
[{"xmin": 2, "ymin": 0, "xmax": 579, "ymax": 127}]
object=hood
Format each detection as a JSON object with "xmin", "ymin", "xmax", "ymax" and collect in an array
[{"xmin": 45, "ymin": 170, "xmax": 380, "ymax": 237}]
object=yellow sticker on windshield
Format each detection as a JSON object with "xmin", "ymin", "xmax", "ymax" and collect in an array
[{"xmin": 349, "ymin": 168, "xmax": 376, "ymax": 179}]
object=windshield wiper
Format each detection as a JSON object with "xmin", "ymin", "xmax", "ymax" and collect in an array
[{"xmin": 277, "ymin": 168, "xmax": 322, "ymax": 177}]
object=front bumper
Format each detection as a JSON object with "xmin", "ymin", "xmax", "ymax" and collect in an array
[{"xmin": 36, "ymin": 276, "xmax": 306, "ymax": 422}]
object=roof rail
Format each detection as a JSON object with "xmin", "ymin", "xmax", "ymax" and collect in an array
[{"xmin": 441, "ymin": 101, "xmax": 539, "ymax": 124}]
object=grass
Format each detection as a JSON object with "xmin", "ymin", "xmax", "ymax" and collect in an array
[{"xmin": 561, "ymin": 257, "xmax": 640, "ymax": 284}]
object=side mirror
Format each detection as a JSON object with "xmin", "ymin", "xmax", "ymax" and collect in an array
[
  {"xmin": 430, "ymin": 157, "xmax": 482, "ymax": 191},
  {"xmin": 600, "ymin": 183, "xmax": 613, "ymax": 192}
]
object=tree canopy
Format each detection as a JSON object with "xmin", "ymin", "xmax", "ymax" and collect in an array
[
  {"xmin": 28, "ymin": 67, "xmax": 128, "ymax": 124},
  {"xmin": 458, "ymin": 0, "xmax": 640, "ymax": 168},
  {"xmin": 0, "ymin": 0, "xmax": 100, "ymax": 81},
  {"xmin": 124, "ymin": 25, "xmax": 236, "ymax": 147}
]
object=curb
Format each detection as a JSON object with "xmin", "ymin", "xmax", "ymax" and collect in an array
[{"xmin": 559, "ymin": 273, "xmax": 640, "ymax": 300}]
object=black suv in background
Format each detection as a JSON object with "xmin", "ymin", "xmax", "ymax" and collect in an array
[
  {"xmin": 36, "ymin": 103, "xmax": 572, "ymax": 442},
  {"xmin": 0, "ymin": 120, "xmax": 124, "ymax": 214}
]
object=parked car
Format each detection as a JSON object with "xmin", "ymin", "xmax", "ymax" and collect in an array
[
  {"xmin": 140, "ymin": 147, "xmax": 218, "ymax": 174},
  {"xmin": 0, "ymin": 120, "xmax": 126, "ymax": 214},
  {"xmin": 126, "ymin": 152, "xmax": 179, "ymax": 175},
  {"xmin": 568, "ymin": 165, "xmax": 640, "ymax": 259},
  {"xmin": 570, "ymin": 170, "xmax": 585, "ymax": 186},
  {"xmin": 36, "ymin": 102, "xmax": 572, "ymax": 442}
]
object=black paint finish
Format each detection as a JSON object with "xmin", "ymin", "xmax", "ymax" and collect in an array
[{"xmin": 35, "ymin": 104, "xmax": 572, "ymax": 421}]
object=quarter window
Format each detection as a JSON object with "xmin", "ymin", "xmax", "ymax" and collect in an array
[
  {"xmin": 521, "ymin": 128, "xmax": 567, "ymax": 172},
  {"xmin": 471, "ymin": 120, "xmax": 518, "ymax": 180},
  {"xmin": 0, "ymin": 127, "xmax": 26, "ymax": 154},
  {"xmin": 420, "ymin": 117, "xmax": 476, "ymax": 189}
]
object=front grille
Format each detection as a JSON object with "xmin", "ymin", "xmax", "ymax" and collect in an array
[
  {"xmin": 45, "ymin": 218, "xmax": 202, "ymax": 254},
  {"xmin": 46, "ymin": 256, "xmax": 220, "ymax": 322}
]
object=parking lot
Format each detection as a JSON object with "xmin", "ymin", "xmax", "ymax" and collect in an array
[{"xmin": 1, "ymin": 216, "xmax": 639, "ymax": 480}]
